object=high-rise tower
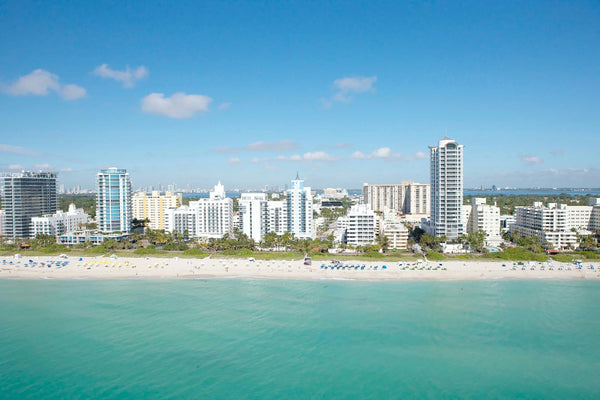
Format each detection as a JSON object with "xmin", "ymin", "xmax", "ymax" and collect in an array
[
  {"xmin": 96, "ymin": 168, "xmax": 132, "ymax": 233},
  {"xmin": 285, "ymin": 173, "xmax": 313, "ymax": 239},
  {"xmin": 0, "ymin": 171, "xmax": 57, "ymax": 239},
  {"xmin": 429, "ymin": 137, "xmax": 464, "ymax": 240}
]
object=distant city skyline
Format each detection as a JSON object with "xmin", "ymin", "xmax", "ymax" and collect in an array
[{"xmin": 1, "ymin": 2, "xmax": 599, "ymax": 189}]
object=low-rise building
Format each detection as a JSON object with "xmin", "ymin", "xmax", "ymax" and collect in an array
[
  {"xmin": 58, "ymin": 230, "xmax": 128, "ymax": 246},
  {"xmin": 30, "ymin": 204, "xmax": 90, "ymax": 238}
]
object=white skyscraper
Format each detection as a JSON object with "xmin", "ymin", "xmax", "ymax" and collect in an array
[
  {"xmin": 285, "ymin": 174, "xmax": 314, "ymax": 239},
  {"xmin": 96, "ymin": 168, "xmax": 132, "ymax": 233},
  {"xmin": 429, "ymin": 137, "xmax": 464, "ymax": 240},
  {"xmin": 238, "ymin": 193, "xmax": 269, "ymax": 242}
]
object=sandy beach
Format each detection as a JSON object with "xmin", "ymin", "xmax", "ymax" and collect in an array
[{"xmin": 1, "ymin": 254, "xmax": 599, "ymax": 281}]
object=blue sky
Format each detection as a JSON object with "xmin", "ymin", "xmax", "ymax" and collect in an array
[{"xmin": 1, "ymin": 0, "xmax": 599, "ymax": 190}]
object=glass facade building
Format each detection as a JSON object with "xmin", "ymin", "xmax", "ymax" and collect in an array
[
  {"xmin": 96, "ymin": 168, "xmax": 132, "ymax": 233},
  {"xmin": 0, "ymin": 171, "xmax": 57, "ymax": 239}
]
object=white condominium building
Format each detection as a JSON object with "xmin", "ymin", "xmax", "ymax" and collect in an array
[
  {"xmin": 322, "ymin": 188, "xmax": 348, "ymax": 199},
  {"xmin": 590, "ymin": 198, "xmax": 600, "ymax": 232},
  {"xmin": 164, "ymin": 182, "xmax": 233, "ymax": 239},
  {"xmin": 132, "ymin": 191, "xmax": 182, "ymax": 230},
  {"xmin": 238, "ymin": 193, "xmax": 297, "ymax": 243},
  {"xmin": 31, "ymin": 204, "xmax": 90, "ymax": 238},
  {"xmin": 285, "ymin": 175, "xmax": 314, "ymax": 239},
  {"xmin": 429, "ymin": 137, "xmax": 464, "ymax": 240},
  {"xmin": 0, "ymin": 209, "xmax": 5, "ymax": 237},
  {"xmin": 567, "ymin": 206, "xmax": 593, "ymax": 230},
  {"xmin": 464, "ymin": 198, "xmax": 501, "ymax": 246},
  {"xmin": 363, "ymin": 182, "xmax": 430, "ymax": 215},
  {"xmin": 96, "ymin": 168, "xmax": 132, "ymax": 233},
  {"xmin": 267, "ymin": 201, "xmax": 287, "ymax": 236},
  {"xmin": 238, "ymin": 193, "xmax": 269, "ymax": 242},
  {"xmin": 346, "ymin": 204, "xmax": 376, "ymax": 247},
  {"xmin": 379, "ymin": 209, "xmax": 409, "ymax": 250},
  {"xmin": 511, "ymin": 202, "xmax": 576, "ymax": 249}
]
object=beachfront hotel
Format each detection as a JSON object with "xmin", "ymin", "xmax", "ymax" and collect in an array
[
  {"xmin": 285, "ymin": 174, "xmax": 314, "ymax": 239},
  {"xmin": 429, "ymin": 137, "xmax": 465, "ymax": 240},
  {"xmin": 345, "ymin": 204, "xmax": 377, "ymax": 246},
  {"xmin": 132, "ymin": 191, "xmax": 182, "ymax": 230},
  {"xmin": 30, "ymin": 204, "xmax": 90, "ymax": 238},
  {"xmin": 510, "ymin": 200, "xmax": 600, "ymax": 250},
  {"xmin": 0, "ymin": 171, "xmax": 58, "ymax": 239},
  {"xmin": 96, "ymin": 168, "xmax": 132, "ymax": 233},
  {"xmin": 462, "ymin": 198, "xmax": 502, "ymax": 246},
  {"xmin": 164, "ymin": 182, "xmax": 233, "ymax": 239},
  {"xmin": 238, "ymin": 193, "xmax": 269, "ymax": 242},
  {"xmin": 363, "ymin": 182, "xmax": 430, "ymax": 215}
]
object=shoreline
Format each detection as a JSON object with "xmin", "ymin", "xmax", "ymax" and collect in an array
[{"xmin": 1, "ymin": 255, "xmax": 598, "ymax": 282}]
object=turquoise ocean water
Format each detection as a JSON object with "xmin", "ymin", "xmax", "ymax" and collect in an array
[{"xmin": 1, "ymin": 279, "xmax": 599, "ymax": 399}]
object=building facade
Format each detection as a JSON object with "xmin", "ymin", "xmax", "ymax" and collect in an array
[
  {"xmin": 345, "ymin": 204, "xmax": 376, "ymax": 247},
  {"xmin": 0, "ymin": 209, "xmax": 4, "ymax": 237},
  {"xmin": 429, "ymin": 137, "xmax": 464, "ymax": 240},
  {"xmin": 31, "ymin": 204, "xmax": 90, "ymax": 238},
  {"xmin": 285, "ymin": 175, "xmax": 313, "ymax": 239},
  {"xmin": 465, "ymin": 198, "xmax": 501, "ymax": 246},
  {"xmin": 0, "ymin": 171, "xmax": 57, "ymax": 239},
  {"xmin": 511, "ymin": 203, "xmax": 576, "ymax": 249},
  {"xmin": 238, "ymin": 193, "xmax": 269, "ymax": 242},
  {"xmin": 132, "ymin": 191, "xmax": 182, "ymax": 230},
  {"xmin": 96, "ymin": 168, "xmax": 132, "ymax": 233},
  {"xmin": 363, "ymin": 182, "xmax": 430, "ymax": 215},
  {"xmin": 164, "ymin": 182, "xmax": 233, "ymax": 239}
]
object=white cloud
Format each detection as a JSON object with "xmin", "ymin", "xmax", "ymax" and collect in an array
[
  {"xmin": 0, "ymin": 144, "xmax": 40, "ymax": 156},
  {"xmin": 245, "ymin": 140, "xmax": 299, "ymax": 152},
  {"xmin": 8, "ymin": 164, "xmax": 24, "ymax": 170},
  {"xmin": 336, "ymin": 142, "xmax": 353, "ymax": 149},
  {"xmin": 60, "ymin": 167, "xmax": 73, "ymax": 172},
  {"xmin": 93, "ymin": 64, "xmax": 148, "ymax": 88},
  {"xmin": 519, "ymin": 154, "xmax": 543, "ymax": 165},
  {"xmin": 323, "ymin": 76, "xmax": 377, "ymax": 106},
  {"xmin": 334, "ymin": 76, "xmax": 377, "ymax": 93},
  {"xmin": 3, "ymin": 69, "xmax": 85, "ymax": 101},
  {"xmin": 218, "ymin": 102, "xmax": 231, "ymax": 110},
  {"xmin": 302, "ymin": 151, "xmax": 339, "ymax": 161},
  {"xmin": 371, "ymin": 147, "xmax": 392, "ymax": 159},
  {"xmin": 228, "ymin": 157, "xmax": 240, "ymax": 164},
  {"xmin": 551, "ymin": 149, "xmax": 564, "ymax": 156},
  {"xmin": 141, "ymin": 92, "xmax": 212, "ymax": 118},
  {"xmin": 60, "ymin": 84, "xmax": 86, "ymax": 100},
  {"xmin": 351, "ymin": 151, "xmax": 368, "ymax": 160},
  {"xmin": 350, "ymin": 148, "xmax": 427, "ymax": 161}
]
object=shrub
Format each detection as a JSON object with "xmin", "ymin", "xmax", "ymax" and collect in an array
[{"xmin": 426, "ymin": 251, "xmax": 446, "ymax": 261}]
